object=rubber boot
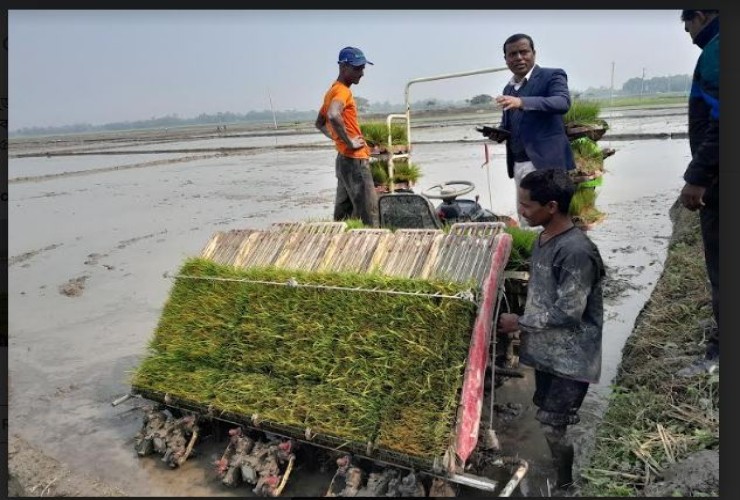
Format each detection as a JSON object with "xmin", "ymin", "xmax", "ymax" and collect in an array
[
  {"xmin": 549, "ymin": 440, "xmax": 574, "ymax": 490},
  {"xmin": 543, "ymin": 425, "xmax": 575, "ymax": 491}
]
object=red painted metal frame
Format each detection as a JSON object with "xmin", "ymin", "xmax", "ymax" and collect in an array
[{"xmin": 454, "ymin": 232, "xmax": 512, "ymax": 465}]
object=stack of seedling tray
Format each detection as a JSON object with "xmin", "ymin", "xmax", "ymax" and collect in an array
[{"xmin": 131, "ymin": 221, "xmax": 511, "ymax": 473}]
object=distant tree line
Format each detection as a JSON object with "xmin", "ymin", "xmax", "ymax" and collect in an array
[
  {"xmin": 465, "ymin": 74, "xmax": 692, "ymax": 105},
  {"xmin": 10, "ymin": 109, "xmax": 320, "ymax": 138},
  {"xmin": 11, "ymin": 73, "xmax": 691, "ymax": 138},
  {"xmin": 577, "ymin": 73, "xmax": 692, "ymax": 99}
]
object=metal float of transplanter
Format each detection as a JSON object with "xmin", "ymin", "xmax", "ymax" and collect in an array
[
  {"xmin": 215, "ymin": 427, "xmax": 296, "ymax": 497},
  {"xmin": 325, "ymin": 453, "xmax": 427, "ymax": 497},
  {"xmin": 133, "ymin": 404, "xmax": 199, "ymax": 468}
]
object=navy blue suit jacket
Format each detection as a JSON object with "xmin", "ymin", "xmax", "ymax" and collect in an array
[{"xmin": 500, "ymin": 65, "xmax": 576, "ymax": 178}]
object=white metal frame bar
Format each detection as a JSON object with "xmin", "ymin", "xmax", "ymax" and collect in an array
[{"xmin": 385, "ymin": 66, "xmax": 509, "ymax": 192}]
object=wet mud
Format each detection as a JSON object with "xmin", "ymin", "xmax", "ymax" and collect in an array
[{"xmin": 8, "ymin": 108, "xmax": 690, "ymax": 496}]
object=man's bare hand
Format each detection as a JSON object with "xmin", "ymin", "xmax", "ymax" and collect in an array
[
  {"xmin": 348, "ymin": 136, "xmax": 366, "ymax": 150},
  {"xmin": 495, "ymin": 95, "xmax": 523, "ymax": 111},
  {"xmin": 497, "ymin": 313, "xmax": 520, "ymax": 334},
  {"xmin": 680, "ymin": 182, "xmax": 706, "ymax": 211}
]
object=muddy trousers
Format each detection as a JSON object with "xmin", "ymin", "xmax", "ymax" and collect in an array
[
  {"xmin": 542, "ymin": 424, "xmax": 574, "ymax": 490},
  {"xmin": 334, "ymin": 154, "xmax": 379, "ymax": 227}
]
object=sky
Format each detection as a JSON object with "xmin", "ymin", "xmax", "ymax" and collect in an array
[{"xmin": 8, "ymin": 9, "xmax": 701, "ymax": 131}]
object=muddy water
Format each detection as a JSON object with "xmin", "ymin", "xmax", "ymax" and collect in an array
[{"xmin": 8, "ymin": 111, "xmax": 690, "ymax": 496}]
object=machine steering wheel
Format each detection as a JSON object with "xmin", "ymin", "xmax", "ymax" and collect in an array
[{"xmin": 421, "ymin": 180, "xmax": 475, "ymax": 200}]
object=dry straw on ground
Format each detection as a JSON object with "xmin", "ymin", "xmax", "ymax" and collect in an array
[{"xmin": 580, "ymin": 201, "xmax": 719, "ymax": 497}]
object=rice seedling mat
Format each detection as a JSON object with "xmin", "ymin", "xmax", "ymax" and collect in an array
[{"xmin": 132, "ymin": 221, "xmax": 512, "ymax": 471}]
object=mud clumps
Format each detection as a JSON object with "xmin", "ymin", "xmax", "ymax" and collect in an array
[
  {"xmin": 84, "ymin": 253, "xmax": 103, "ymax": 265},
  {"xmin": 642, "ymin": 450, "xmax": 719, "ymax": 496},
  {"xmin": 58, "ymin": 275, "xmax": 89, "ymax": 297},
  {"xmin": 8, "ymin": 243, "xmax": 63, "ymax": 267}
]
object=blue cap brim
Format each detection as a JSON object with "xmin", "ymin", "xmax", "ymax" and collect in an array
[{"xmin": 339, "ymin": 58, "xmax": 373, "ymax": 66}]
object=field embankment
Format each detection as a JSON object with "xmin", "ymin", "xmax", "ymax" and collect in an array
[{"xmin": 579, "ymin": 199, "xmax": 719, "ymax": 497}]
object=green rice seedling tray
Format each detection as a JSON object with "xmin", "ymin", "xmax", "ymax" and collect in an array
[{"xmin": 131, "ymin": 221, "xmax": 512, "ymax": 474}]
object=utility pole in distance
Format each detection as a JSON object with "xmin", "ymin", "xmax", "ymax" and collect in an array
[
  {"xmin": 267, "ymin": 88, "xmax": 278, "ymax": 130},
  {"xmin": 609, "ymin": 61, "xmax": 615, "ymax": 107},
  {"xmin": 640, "ymin": 67, "xmax": 646, "ymax": 101}
]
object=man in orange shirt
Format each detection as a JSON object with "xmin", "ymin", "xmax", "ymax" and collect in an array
[{"xmin": 315, "ymin": 46, "xmax": 379, "ymax": 227}]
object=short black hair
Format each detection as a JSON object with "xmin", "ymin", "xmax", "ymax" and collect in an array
[
  {"xmin": 520, "ymin": 169, "xmax": 575, "ymax": 215},
  {"xmin": 503, "ymin": 33, "xmax": 535, "ymax": 55},
  {"xmin": 681, "ymin": 9, "xmax": 719, "ymax": 21}
]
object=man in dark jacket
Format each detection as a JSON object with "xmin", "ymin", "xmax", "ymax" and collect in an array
[
  {"xmin": 481, "ymin": 33, "xmax": 575, "ymax": 226},
  {"xmin": 677, "ymin": 10, "xmax": 719, "ymax": 377}
]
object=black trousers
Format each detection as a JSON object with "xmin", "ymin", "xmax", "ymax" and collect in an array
[{"xmin": 700, "ymin": 181, "xmax": 719, "ymax": 357}]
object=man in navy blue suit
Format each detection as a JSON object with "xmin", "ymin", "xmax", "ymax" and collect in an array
[{"xmin": 482, "ymin": 33, "xmax": 575, "ymax": 226}]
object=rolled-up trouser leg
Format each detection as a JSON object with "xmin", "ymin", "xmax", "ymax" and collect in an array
[{"xmin": 533, "ymin": 370, "xmax": 589, "ymax": 426}]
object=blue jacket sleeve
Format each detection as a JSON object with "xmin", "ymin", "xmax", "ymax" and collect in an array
[
  {"xmin": 520, "ymin": 69, "xmax": 571, "ymax": 114},
  {"xmin": 684, "ymin": 37, "xmax": 719, "ymax": 186}
]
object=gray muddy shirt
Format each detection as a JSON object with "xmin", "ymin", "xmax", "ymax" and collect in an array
[{"xmin": 518, "ymin": 226, "xmax": 605, "ymax": 383}]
